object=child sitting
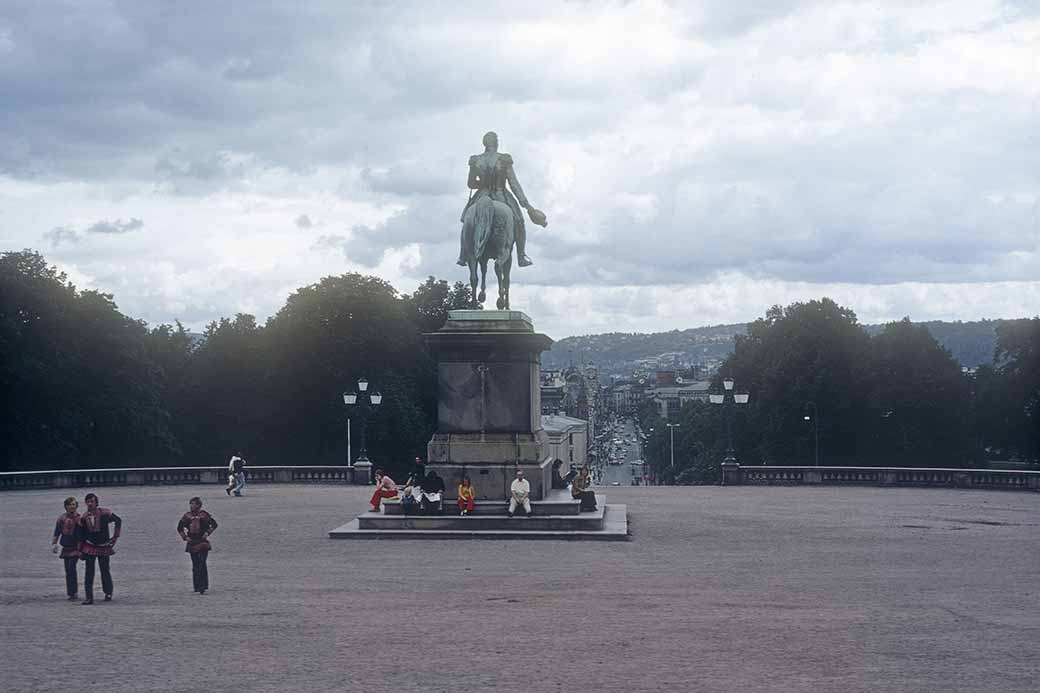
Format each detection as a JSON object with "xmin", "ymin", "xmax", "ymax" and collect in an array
[{"xmin": 457, "ymin": 476, "xmax": 476, "ymax": 516}]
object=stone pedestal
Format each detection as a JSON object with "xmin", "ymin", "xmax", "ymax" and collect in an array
[{"xmin": 424, "ymin": 310, "xmax": 554, "ymax": 500}]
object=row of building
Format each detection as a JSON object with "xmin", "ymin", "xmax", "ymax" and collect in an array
[{"xmin": 538, "ymin": 365, "xmax": 721, "ymax": 472}]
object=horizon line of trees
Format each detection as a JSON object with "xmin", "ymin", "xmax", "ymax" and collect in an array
[
  {"xmin": 639, "ymin": 298, "xmax": 1039, "ymax": 483},
  {"xmin": 3, "ymin": 250, "xmax": 1037, "ymax": 482},
  {"xmin": 1, "ymin": 249, "xmax": 471, "ymax": 478}
]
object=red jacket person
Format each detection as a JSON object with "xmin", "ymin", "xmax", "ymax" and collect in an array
[{"xmin": 77, "ymin": 493, "xmax": 122, "ymax": 605}]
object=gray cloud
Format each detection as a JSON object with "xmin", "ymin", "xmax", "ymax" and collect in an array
[
  {"xmin": 44, "ymin": 226, "xmax": 80, "ymax": 246},
  {"xmin": 3, "ymin": 2, "xmax": 1039, "ymax": 335},
  {"xmin": 86, "ymin": 218, "xmax": 144, "ymax": 234}
]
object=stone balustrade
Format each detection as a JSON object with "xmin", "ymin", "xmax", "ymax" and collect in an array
[
  {"xmin": 0, "ymin": 466, "xmax": 366, "ymax": 491},
  {"xmin": 721, "ymin": 462, "xmax": 1040, "ymax": 491}
]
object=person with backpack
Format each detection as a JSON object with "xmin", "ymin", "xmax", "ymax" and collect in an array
[{"xmin": 225, "ymin": 453, "xmax": 246, "ymax": 497}]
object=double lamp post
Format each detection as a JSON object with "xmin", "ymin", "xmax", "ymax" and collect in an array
[
  {"xmin": 343, "ymin": 377, "xmax": 381, "ymax": 483},
  {"xmin": 710, "ymin": 378, "xmax": 749, "ymax": 465}
]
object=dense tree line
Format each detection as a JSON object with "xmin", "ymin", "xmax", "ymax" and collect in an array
[
  {"xmin": 641, "ymin": 298, "xmax": 1039, "ymax": 483},
  {"xmin": 0, "ymin": 250, "xmax": 470, "ymax": 478}
]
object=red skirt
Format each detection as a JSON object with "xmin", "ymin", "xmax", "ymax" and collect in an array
[
  {"xmin": 186, "ymin": 540, "xmax": 212, "ymax": 554},
  {"xmin": 79, "ymin": 542, "xmax": 114, "ymax": 557}
]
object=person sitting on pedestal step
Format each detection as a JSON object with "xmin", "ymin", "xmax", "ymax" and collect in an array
[
  {"xmin": 370, "ymin": 469, "xmax": 399, "ymax": 513},
  {"xmin": 570, "ymin": 466, "xmax": 597, "ymax": 512},
  {"xmin": 457, "ymin": 476, "xmax": 476, "ymax": 516},
  {"xmin": 508, "ymin": 469, "xmax": 532, "ymax": 518},
  {"xmin": 420, "ymin": 470, "xmax": 445, "ymax": 515},
  {"xmin": 401, "ymin": 479, "xmax": 420, "ymax": 516}
]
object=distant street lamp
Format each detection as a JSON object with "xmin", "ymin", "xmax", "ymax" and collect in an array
[
  {"xmin": 710, "ymin": 378, "xmax": 750, "ymax": 464},
  {"xmin": 343, "ymin": 377, "xmax": 383, "ymax": 482},
  {"xmin": 665, "ymin": 423, "xmax": 680, "ymax": 471},
  {"xmin": 803, "ymin": 401, "xmax": 819, "ymax": 466}
]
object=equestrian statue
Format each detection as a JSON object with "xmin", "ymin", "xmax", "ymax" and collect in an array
[{"xmin": 457, "ymin": 131, "xmax": 548, "ymax": 309}]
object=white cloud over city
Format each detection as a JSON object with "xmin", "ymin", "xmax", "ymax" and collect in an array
[{"xmin": 1, "ymin": 1, "xmax": 1037, "ymax": 338}]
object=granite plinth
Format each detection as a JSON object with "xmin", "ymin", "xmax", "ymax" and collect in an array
[{"xmin": 426, "ymin": 456, "xmax": 552, "ymax": 501}]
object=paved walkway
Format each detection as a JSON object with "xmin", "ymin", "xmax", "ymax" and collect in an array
[{"xmin": 2, "ymin": 485, "xmax": 1038, "ymax": 692}]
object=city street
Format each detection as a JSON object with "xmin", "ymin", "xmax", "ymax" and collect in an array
[{"xmin": 599, "ymin": 417, "xmax": 645, "ymax": 487}]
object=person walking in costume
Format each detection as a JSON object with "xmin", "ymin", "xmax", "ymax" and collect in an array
[
  {"xmin": 50, "ymin": 496, "xmax": 81, "ymax": 600},
  {"xmin": 78, "ymin": 493, "xmax": 122, "ymax": 605},
  {"xmin": 177, "ymin": 497, "xmax": 218, "ymax": 594}
]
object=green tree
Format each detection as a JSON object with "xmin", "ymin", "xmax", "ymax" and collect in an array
[
  {"xmin": 402, "ymin": 276, "xmax": 474, "ymax": 333},
  {"xmin": 723, "ymin": 298, "xmax": 872, "ymax": 465},
  {"xmin": 865, "ymin": 318, "xmax": 973, "ymax": 466},
  {"xmin": 993, "ymin": 318, "xmax": 1040, "ymax": 459},
  {"xmin": 0, "ymin": 250, "xmax": 174, "ymax": 470}
]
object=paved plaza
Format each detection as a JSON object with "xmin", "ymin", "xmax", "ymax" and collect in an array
[{"xmin": 2, "ymin": 484, "xmax": 1038, "ymax": 692}]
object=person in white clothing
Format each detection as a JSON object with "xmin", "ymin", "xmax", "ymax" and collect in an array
[
  {"xmin": 508, "ymin": 469, "xmax": 532, "ymax": 518},
  {"xmin": 225, "ymin": 453, "xmax": 246, "ymax": 497}
]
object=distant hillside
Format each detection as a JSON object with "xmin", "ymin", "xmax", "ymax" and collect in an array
[{"xmin": 543, "ymin": 319, "xmax": 1005, "ymax": 375}]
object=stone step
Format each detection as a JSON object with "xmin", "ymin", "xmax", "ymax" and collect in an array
[
  {"xmin": 358, "ymin": 504, "xmax": 605, "ymax": 531},
  {"xmin": 380, "ymin": 490, "xmax": 602, "ymax": 517},
  {"xmin": 328, "ymin": 504, "xmax": 629, "ymax": 541}
]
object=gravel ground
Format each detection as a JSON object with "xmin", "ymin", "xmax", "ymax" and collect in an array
[{"xmin": 2, "ymin": 484, "xmax": 1039, "ymax": 692}]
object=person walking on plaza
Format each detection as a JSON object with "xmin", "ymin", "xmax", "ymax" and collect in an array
[
  {"xmin": 78, "ymin": 493, "xmax": 122, "ymax": 605},
  {"xmin": 370, "ymin": 469, "xmax": 399, "ymax": 512},
  {"xmin": 50, "ymin": 496, "xmax": 81, "ymax": 600},
  {"xmin": 177, "ymin": 497, "xmax": 218, "ymax": 595},
  {"xmin": 508, "ymin": 469, "xmax": 532, "ymax": 518},
  {"xmin": 225, "ymin": 452, "xmax": 246, "ymax": 497},
  {"xmin": 457, "ymin": 476, "xmax": 476, "ymax": 516}
]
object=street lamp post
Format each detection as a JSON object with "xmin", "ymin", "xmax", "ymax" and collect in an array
[
  {"xmin": 804, "ymin": 401, "xmax": 819, "ymax": 466},
  {"xmin": 343, "ymin": 377, "xmax": 383, "ymax": 483},
  {"xmin": 710, "ymin": 378, "xmax": 750, "ymax": 476},
  {"xmin": 665, "ymin": 423, "xmax": 680, "ymax": 472}
]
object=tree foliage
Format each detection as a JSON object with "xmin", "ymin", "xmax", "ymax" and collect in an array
[
  {"xmin": 0, "ymin": 250, "xmax": 469, "ymax": 478},
  {"xmin": 642, "ymin": 298, "xmax": 1031, "ymax": 483}
]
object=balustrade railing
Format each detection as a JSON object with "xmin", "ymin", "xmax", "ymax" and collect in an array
[
  {"xmin": 722, "ymin": 463, "xmax": 1039, "ymax": 492},
  {"xmin": 0, "ymin": 466, "xmax": 363, "ymax": 491}
]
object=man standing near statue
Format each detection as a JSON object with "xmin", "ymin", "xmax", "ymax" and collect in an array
[{"xmin": 458, "ymin": 131, "xmax": 547, "ymax": 268}]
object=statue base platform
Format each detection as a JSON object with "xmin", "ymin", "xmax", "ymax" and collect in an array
[{"xmin": 327, "ymin": 490, "xmax": 628, "ymax": 541}]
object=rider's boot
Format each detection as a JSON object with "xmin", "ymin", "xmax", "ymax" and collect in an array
[
  {"xmin": 457, "ymin": 231, "xmax": 467, "ymax": 266},
  {"xmin": 516, "ymin": 226, "xmax": 533, "ymax": 267}
]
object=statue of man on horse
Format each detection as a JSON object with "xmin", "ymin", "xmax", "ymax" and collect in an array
[{"xmin": 457, "ymin": 131, "xmax": 548, "ymax": 309}]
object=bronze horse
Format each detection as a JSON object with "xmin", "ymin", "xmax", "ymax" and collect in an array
[{"xmin": 460, "ymin": 195, "xmax": 515, "ymax": 309}]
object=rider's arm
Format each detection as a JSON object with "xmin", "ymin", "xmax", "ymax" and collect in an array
[
  {"xmin": 505, "ymin": 157, "xmax": 530, "ymax": 208},
  {"xmin": 467, "ymin": 155, "xmax": 481, "ymax": 190}
]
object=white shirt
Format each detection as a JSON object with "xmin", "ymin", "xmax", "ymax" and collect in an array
[{"xmin": 510, "ymin": 478, "xmax": 530, "ymax": 499}]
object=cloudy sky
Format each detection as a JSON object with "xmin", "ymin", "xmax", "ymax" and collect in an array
[{"xmin": 1, "ymin": 1, "xmax": 1037, "ymax": 339}]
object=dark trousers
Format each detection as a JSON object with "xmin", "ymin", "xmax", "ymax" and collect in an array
[
  {"xmin": 83, "ymin": 555, "xmax": 113, "ymax": 598},
  {"xmin": 190, "ymin": 551, "xmax": 209, "ymax": 592},
  {"xmin": 63, "ymin": 557, "xmax": 79, "ymax": 596}
]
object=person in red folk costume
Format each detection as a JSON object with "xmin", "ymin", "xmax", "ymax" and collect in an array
[
  {"xmin": 177, "ymin": 496, "xmax": 218, "ymax": 595},
  {"xmin": 77, "ymin": 493, "xmax": 122, "ymax": 605},
  {"xmin": 50, "ymin": 496, "xmax": 82, "ymax": 601}
]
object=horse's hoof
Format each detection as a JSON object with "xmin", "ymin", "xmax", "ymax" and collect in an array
[
  {"xmin": 496, "ymin": 298, "xmax": 506, "ymax": 310},
  {"xmin": 478, "ymin": 291, "xmax": 486, "ymax": 303}
]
